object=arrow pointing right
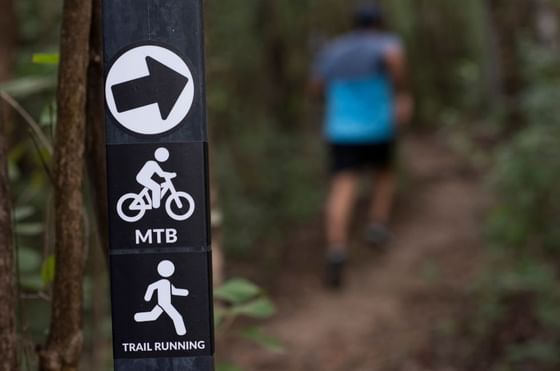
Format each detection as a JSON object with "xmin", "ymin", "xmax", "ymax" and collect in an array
[{"xmin": 111, "ymin": 56, "xmax": 189, "ymax": 120}]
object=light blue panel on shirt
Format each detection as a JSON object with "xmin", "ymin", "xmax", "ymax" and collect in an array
[
  {"xmin": 325, "ymin": 75, "xmax": 394, "ymax": 144},
  {"xmin": 312, "ymin": 31, "xmax": 401, "ymax": 144}
]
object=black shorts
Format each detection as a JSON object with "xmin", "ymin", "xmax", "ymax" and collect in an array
[{"xmin": 329, "ymin": 141, "xmax": 396, "ymax": 174}]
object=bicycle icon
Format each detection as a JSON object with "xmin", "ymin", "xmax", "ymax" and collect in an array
[{"xmin": 116, "ymin": 147, "xmax": 196, "ymax": 223}]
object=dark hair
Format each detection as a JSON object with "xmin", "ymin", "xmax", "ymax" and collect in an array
[{"xmin": 353, "ymin": 3, "xmax": 384, "ymax": 30}]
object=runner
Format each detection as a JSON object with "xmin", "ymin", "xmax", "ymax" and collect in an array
[
  {"xmin": 134, "ymin": 260, "xmax": 189, "ymax": 336},
  {"xmin": 310, "ymin": 2, "xmax": 413, "ymax": 288}
]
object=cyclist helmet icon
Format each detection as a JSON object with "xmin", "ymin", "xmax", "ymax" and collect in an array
[{"xmin": 116, "ymin": 147, "xmax": 196, "ymax": 223}]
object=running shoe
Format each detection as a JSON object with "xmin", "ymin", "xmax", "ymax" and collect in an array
[{"xmin": 365, "ymin": 223, "xmax": 392, "ymax": 248}]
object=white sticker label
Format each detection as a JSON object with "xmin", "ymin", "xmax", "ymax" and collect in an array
[{"xmin": 105, "ymin": 45, "xmax": 195, "ymax": 135}]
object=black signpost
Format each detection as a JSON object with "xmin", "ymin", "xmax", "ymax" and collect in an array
[{"xmin": 103, "ymin": 1, "xmax": 214, "ymax": 370}]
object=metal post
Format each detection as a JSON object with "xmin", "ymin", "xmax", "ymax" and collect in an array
[{"xmin": 102, "ymin": 1, "xmax": 214, "ymax": 370}]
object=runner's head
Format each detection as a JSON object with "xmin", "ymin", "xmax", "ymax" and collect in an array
[
  {"xmin": 353, "ymin": 2, "xmax": 384, "ymax": 30},
  {"xmin": 157, "ymin": 260, "xmax": 175, "ymax": 278},
  {"xmin": 155, "ymin": 147, "xmax": 170, "ymax": 162}
]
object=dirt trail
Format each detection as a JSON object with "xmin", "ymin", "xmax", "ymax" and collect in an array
[{"xmin": 223, "ymin": 133, "xmax": 487, "ymax": 371}]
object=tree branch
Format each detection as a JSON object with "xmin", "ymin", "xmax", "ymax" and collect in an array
[{"xmin": 0, "ymin": 117, "xmax": 18, "ymax": 371}]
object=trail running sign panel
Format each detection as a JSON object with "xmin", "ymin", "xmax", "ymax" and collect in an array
[
  {"xmin": 111, "ymin": 252, "xmax": 212, "ymax": 359},
  {"xmin": 103, "ymin": 0, "xmax": 214, "ymax": 370}
]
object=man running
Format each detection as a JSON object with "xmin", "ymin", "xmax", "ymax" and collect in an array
[
  {"xmin": 134, "ymin": 260, "xmax": 189, "ymax": 336},
  {"xmin": 310, "ymin": 2, "xmax": 413, "ymax": 288}
]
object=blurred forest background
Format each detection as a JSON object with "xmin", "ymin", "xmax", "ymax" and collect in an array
[{"xmin": 2, "ymin": 0, "xmax": 560, "ymax": 370}]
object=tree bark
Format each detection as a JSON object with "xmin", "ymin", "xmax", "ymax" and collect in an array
[
  {"xmin": 0, "ymin": 0, "xmax": 18, "ymax": 369},
  {"xmin": 0, "ymin": 125, "xmax": 17, "ymax": 371},
  {"xmin": 0, "ymin": 0, "xmax": 16, "ymax": 82},
  {"xmin": 487, "ymin": 0, "xmax": 535, "ymax": 125},
  {"xmin": 38, "ymin": 0, "xmax": 92, "ymax": 370},
  {"xmin": 256, "ymin": 0, "xmax": 295, "ymax": 128},
  {"xmin": 0, "ymin": 0, "xmax": 17, "ymax": 143},
  {"xmin": 85, "ymin": 0, "xmax": 108, "ymax": 257}
]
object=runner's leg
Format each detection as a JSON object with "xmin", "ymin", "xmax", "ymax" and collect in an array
[
  {"xmin": 162, "ymin": 304, "xmax": 186, "ymax": 336},
  {"xmin": 370, "ymin": 168, "xmax": 396, "ymax": 225},
  {"xmin": 326, "ymin": 172, "xmax": 359, "ymax": 251},
  {"xmin": 134, "ymin": 305, "xmax": 164, "ymax": 322}
]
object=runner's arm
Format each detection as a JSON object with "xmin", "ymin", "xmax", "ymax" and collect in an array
[
  {"xmin": 384, "ymin": 44, "xmax": 413, "ymax": 129},
  {"xmin": 172, "ymin": 285, "xmax": 189, "ymax": 297},
  {"xmin": 309, "ymin": 48, "xmax": 328, "ymax": 99},
  {"xmin": 144, "ymin": 283, "xmax": 157, "ymax": 301}
]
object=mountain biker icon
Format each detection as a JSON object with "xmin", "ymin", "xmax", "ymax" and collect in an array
[{"xmin": 116, "ymin": 147, "xmax": 196, "ymax": 223}]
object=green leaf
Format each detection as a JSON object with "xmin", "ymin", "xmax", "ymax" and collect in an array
[
  {"xmin": 41, "ymin": 255, "xmax": 55, "ymax": 286},
  {"xmin": 32, "ymin": 53, "xmax": 60, "ymax": 65},
  {"xmin": 17, "ymin": 247, "xmax": 41, "ymax": 273},
  {"xmin": 232, "ymin": 298, "xmax": 275, "ymax": 319},
  {"xmin": 214, "ymin": 278, "xmax": 261, "ymax": 304},
  {"xmin": 240, "ymin": 327, "xmax": 284, "ymax": 353},
  {"xmin": 214, "ymin": 306, "xmax": 226, "ymax": 327}
]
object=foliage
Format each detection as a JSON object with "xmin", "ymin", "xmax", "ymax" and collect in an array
[
  {"xmin": 205, "ymin": 1, "xmax": 327, "ymax": 254},
  {"xmin": 214, "ymin": 278, "xmax": 282, "ymax": 370},
  {"xmin": 445, "ymin": 43, "xmax": 560, "ymax": 371},
  {"xmin": 214, "ymin": 278, "xmax": 277, "ymax": 329}
]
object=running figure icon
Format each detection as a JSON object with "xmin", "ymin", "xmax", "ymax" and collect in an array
[
  {"xmin": 134, "ymin": 260, "xmax": 189, "ymax": 336},
  {"xmin": 116, "ymin": 147, "xmax": 196, "ymax": 223}
]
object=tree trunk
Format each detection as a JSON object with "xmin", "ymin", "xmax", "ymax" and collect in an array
[
  {"xmin": 85, "ymin": 0, "xmax": 108, "ymax": 256},
  {"xmin": 487, "ymin": 0, "xmax": 535, "ymax": 125},
  {"xmin": 87, "ymin": 230, "xmax": 108, "ymax": 371},
  {"xmin": 0, "ymin": 0, "xmax": 17, "ymax": 143},
  {"xmin": 0, "ymin": 0, "xmax": 18, "ymax": 369},
  {"xmin": 38, "ymin": 0, "xmax": 93, "ymax": 370},
  {"xmin": 0, "ymin": 0, "xmax": 16, "ymax": 82},
  {"xmin": 84, "ymin": 2, "xmax": 108, "ymax": 367},
  {"xmin": 256, "ymin": 0, "xmax": 294, "ymax": 128},
  {"xmin": 480, "ymin": 0, "xmax": 505, "ymax": 109},
  {"xmin": 0, "ymin": 125, "xmax": 17, "ymax": 371}
]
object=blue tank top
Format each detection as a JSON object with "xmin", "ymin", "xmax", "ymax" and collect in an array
[{"xmin": 313, "ymin": 31, "xmax": 401, "ymax": 144}]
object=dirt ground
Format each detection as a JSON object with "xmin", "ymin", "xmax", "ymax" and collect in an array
[{"xmin": 219, "ymin": 132, "xmax": 487, "ymax": 371}]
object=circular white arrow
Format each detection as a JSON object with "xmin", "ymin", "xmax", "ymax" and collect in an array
[{"xmin": 105, "ymin": 45, "xmax": 195, "ymax": 136}]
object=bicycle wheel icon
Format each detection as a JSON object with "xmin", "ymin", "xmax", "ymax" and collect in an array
[
  {"xmin": 117, "ymin": 193, "xmax": 148, "ymax": 223},
  {"xmin": 165, "ymin": 192, "xmax": 195, "ymax": 221}
]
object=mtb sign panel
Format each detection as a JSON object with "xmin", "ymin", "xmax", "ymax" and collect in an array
[
  {"xmin": 107, "ymin": 143, "xmax": 208, "ymax": 249},
  {"xmin": 103, "ymin": 1, "xmax": 214, "ymax": 370},
  {"xmin": 114, "ymin": 146, "xmax": 196, "ymax": 223}
]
